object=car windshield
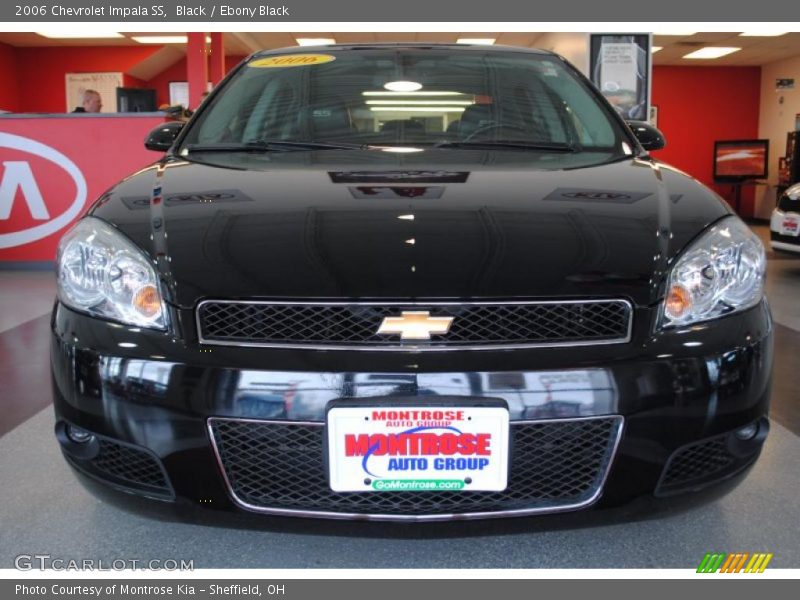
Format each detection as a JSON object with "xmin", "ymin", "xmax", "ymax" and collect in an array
[{"xmin": 182, "ymin": 47, "xmax": 630, "ymax": 157}]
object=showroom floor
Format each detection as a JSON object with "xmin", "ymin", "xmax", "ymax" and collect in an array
[{"xmin": 1, "ymin": 224, "xmax": 799, "ymax": 569}]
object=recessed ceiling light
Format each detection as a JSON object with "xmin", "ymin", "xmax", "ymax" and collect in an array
[
  {"xmin": 683, "ymin": 47, "xmax": 741, "ymax": 59},
  {"xmin": 295, "ymin": 37, "xmax": 336, "ymax": 46},
  {"xmin": 652, "ymin": 46, "xmax": 663, "ymax": 53},
  {"xmin": 456, "ymin": 38, "xmax": 496, "ymax": 45},
  {"xmin": 739, "ymin": 31, "xmax": 788, "ymax": 37},
  {"xmin": 384, "ymin": 81, "xmax": 423, "ymax": 92},
  {"xmin": 653, "ymin": 30, "xmax": 697, "ymax": 36},
  {"xmin": 37, "ymin": 31, "xmax": 124, "ymax": 39},
  {"xmin": 131, "ymin": 36, "xmax": 212, "ymax": 44}
]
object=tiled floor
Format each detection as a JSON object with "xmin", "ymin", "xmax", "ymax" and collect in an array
[
  {"xmin": 0, "ymin": 271, "xmax": 55, "ymax": 333},
  {"xmin": 0, "ymin": 223, "xmax": 798, "ymax": 568}
]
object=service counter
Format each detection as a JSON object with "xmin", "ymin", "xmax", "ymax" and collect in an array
[{"xmin": 0, "ymin": 113, "xmax": 170, "ymax": 264}]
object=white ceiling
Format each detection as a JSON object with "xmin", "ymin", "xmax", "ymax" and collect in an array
[
  {"xmin": 653, "ymin": 32, "xmax": 800, "ymax": 66},
  {"xmin": 0, "ymin": 32, "xmax": 798, "ymax": 67}
]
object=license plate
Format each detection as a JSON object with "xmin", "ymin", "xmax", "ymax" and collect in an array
[
  {"xmin": 326, "ymin": 405, "xmax": 510, "ymax": 492},
  {"xmin": 781, "ymin": 214, "xmax": 800, "ymax": 236}
]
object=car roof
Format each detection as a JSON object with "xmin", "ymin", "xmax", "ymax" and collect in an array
[{"xmin": 251, "ymin": 42, "xmax": 553, "ymax": 59}]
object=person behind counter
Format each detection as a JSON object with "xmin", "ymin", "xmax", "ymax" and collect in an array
[{"xmin": 72, "ymin": 89, "xmax": 102, "ymax": 113}]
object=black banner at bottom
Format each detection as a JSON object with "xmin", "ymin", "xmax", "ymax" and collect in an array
[{"xmin": 2, "ymin": 579, "xmax": 796, "ymax": 600}]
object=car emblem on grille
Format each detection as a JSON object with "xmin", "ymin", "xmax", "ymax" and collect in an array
[{"xmin": 376, "ymin": 311, "xmax": 454, "ymax": 340}]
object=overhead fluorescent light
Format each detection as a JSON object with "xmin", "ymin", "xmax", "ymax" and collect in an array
[
  {"xmin": 370, "ymin": 107, "xmax": 466, "ymax": 112},
  {"xmin": 132, "ymin": 36, "xmax": 187, "ymax": 44},
  {"xmin": 739, "ymin": 31, "xmax": 788, "ymax": 37},
  {"xmin": 683, "ymin": 47, "xmax": 741, "ymax": 59},
  {"xmin": 366, "ymin": 100, "xmax": 473, "ymax": 105},
  {"xmin": 384, "ymin": 81, "xmax": 423, "ymax": 92},
  {"xmin": 379, "ymin": 148, "xmax": 424, "ymax": 154},
  {"xmin": 457, "ymin": 38, "xmax": 496, "ymax": 45},
  {"xmin": 652, "ymin": 30, "xmax": 697, "ymax": 36},
  {"xmin": 295, "ymin": 38, "xmax": 336, "ymax": 46},
  {"xmin": 37, "ymin": 31, "xmax": 123, "ymax": 39},
  {"xmin": 132, "ymin": 36, "xmax": 212, "ymax": 44},
  {"xmin": 363, "ymin": 91, "xmax": 466, "ymax": 96},
  {"xmin": 652, "ymin": 46, "xmax": 663, "ymax": 53}
]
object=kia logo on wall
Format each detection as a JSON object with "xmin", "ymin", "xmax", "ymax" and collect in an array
[{"xmin": 0, "ymin": 132, "xmax": 87, "ymax": 249}]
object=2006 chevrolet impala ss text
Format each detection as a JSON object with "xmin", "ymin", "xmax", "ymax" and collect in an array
[{"xmin": 51, "ymin": 44, "xmax": 772, "ymax": 522}]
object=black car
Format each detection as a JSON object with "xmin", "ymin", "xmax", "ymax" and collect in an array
[{"xmin": 51, "ymin": 44, "xmax": 772, "ymax": 521}]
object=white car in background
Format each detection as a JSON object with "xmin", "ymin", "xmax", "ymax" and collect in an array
[{"xmin": 770, "ymin": 183, "xmax": 800, "ymax": 254}]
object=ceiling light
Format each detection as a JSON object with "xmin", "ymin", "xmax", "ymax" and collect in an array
[
  {"xmin": 36, "ymin": 31, "xmax": 124, "ymax": 39},
  {"xmin": 379, "ymin": 148, "xmax": 424, "ymax": 154},
  {"xmin": 367, "ymin": 100, "xmax": 473, "ymax": 105},
  {"xmin": 739, "ymin": 31, "xmax": 788, "ymax": 37},
  {"xmin": 363, "ymin": 91, "xmax": 466, "ymax": 96},
  {"xmin": 652, "ymin": 46, "xmax": 663, "ymax": 53},
  {"xmin": 683, "ymin": 47, "xmax": 741, "ymax": 59},
  {"xmin": 652, "ymin": 30, "xmax": 697, "ymax": 36},
  {"xmin": 457, "ymin": 38, "xmax": 496, "ymax": 45},
  {"xmin": 384, "ymin": 81, "xmax": 423, "ymax": 92},
  {"xmin": 132, "ymin": 36, "xmax": 212, "ymax": 44},
  {"xmin": 370, "ymin": 107, "xmax": 466, "ymax": 113},
  {"xmin": 295, "ymin": 37, "xmax": 336, "ymax": 46}
]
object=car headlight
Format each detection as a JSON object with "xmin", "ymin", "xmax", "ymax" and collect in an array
[
  {"xmin": 660, "ymin": 216, "xmax": 765, "ymax": 328},
  {"xmin": 57, "ymin": 217, "xmax": 168, "ymax": 330}
]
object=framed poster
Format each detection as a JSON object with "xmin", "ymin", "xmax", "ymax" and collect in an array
[
  {"xmin": 589, "ymin": 34, "xmax": 651, "ymax": 121},
  {"xmin": 169, "ymin": 81, "xmax": 213, "ymax": 108}
]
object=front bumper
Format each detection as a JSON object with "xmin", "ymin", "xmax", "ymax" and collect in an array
[
  {"xmin": 770, "ymin": 208, "xmax": 800, "ymax": 253},
  {"xmin": 51, "ymin": 299, "xmax": 773, "ymax": 521}
]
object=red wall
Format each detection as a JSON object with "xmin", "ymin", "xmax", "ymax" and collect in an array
[
  {"xmin": 15, "ymin": 46, "xmax": 161, "ymax": 112},
  {"xmin": 0, "ymin": 44, "xmax": 245, "ymax": 113},
  {"xmin": 146, "ymin": 55, "xmax": 247, "ymax": 106},
  {"xmin": 0, "ymin": 42, "xmax": 20, "ymax": 112},
  {"xmin": 651, "ymin": 65, "xmax": 762, "ymax": 217}
]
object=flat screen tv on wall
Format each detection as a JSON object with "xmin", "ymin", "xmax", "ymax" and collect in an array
[{"xmin": 713, "ymin": 139, "xmax": 769, "ymax": 181}]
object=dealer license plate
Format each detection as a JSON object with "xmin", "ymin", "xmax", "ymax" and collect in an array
[
  {"xmin": 781, "ymin": 214, "xmax": 800, "ymax": 237},
  {"xmin": 327, "ymin": 405, "xmax": 510, "ymax": 492}
]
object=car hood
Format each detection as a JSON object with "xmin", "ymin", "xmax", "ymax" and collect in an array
[{"xmin": 92, "ymin": 149, "xmax": 730, "ymax": 308}]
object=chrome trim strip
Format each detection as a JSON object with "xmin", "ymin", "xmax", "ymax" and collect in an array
[
  {"xmin": 196, "ymin": 299, "xmax": 634, "ymax": 352},
  {"xmin": 207, "ymin": 414, "xmax": 625, "ymax": 522}
]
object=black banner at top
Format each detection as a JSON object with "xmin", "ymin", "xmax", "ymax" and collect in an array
[{"xmin": 2, "ymin": 0, "xmax": 800, "ymax": 22}]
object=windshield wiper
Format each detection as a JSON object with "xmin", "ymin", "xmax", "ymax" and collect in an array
[
  {"xmin": 184, "ymin": 140, "xmax": 367, "ymax": 153},
  {"xmin": 432, "ymin": 140, "xmax": 578, "ymax": 152}
]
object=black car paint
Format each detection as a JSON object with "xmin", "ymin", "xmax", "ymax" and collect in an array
[
  {"xmin": 89, "ymin": 152, "xmax": 728, "ymax": 309},
  {"xmin": 51, "ymin": 44, "xmax": 772, "ymax": 521}
]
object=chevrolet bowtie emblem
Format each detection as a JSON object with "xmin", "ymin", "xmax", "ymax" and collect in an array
[{"xmin": 376, "ymin": 311, "xmax": 454, "ymax": 340}]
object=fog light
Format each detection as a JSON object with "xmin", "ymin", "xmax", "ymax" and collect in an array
[
  {"xmin": 734, "ymin": 422, "xmax": 759, "ymax": 441},
  {"xmin": 66, "ymin": 424, "xmax": 94, "ymax": 444}
]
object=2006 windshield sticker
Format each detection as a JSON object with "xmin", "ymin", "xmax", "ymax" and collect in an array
[
  {"xmin": 248, "ymin": 54, "xmax": 336, "ymax": 68},
  {"xmin": 327, "ymin": 406, "xmax": 509, "ymax": 492}
]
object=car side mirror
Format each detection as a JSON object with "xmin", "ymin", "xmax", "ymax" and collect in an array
[
  {"xmin": 626, "ymin": 120, "xmax": 666, "ymax": 152},
  {"xmin": 145, "ymin": 121, "xmax": 185, "ymax": 152}
]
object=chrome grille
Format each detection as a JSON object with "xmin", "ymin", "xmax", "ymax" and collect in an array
[
  {"xmin": 208, "ymin": 416, "xmax": 623, "ymax": 520},
  {"xmin": 197, "ymin": 300, "xmax": 632, "ymax": 350}
]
